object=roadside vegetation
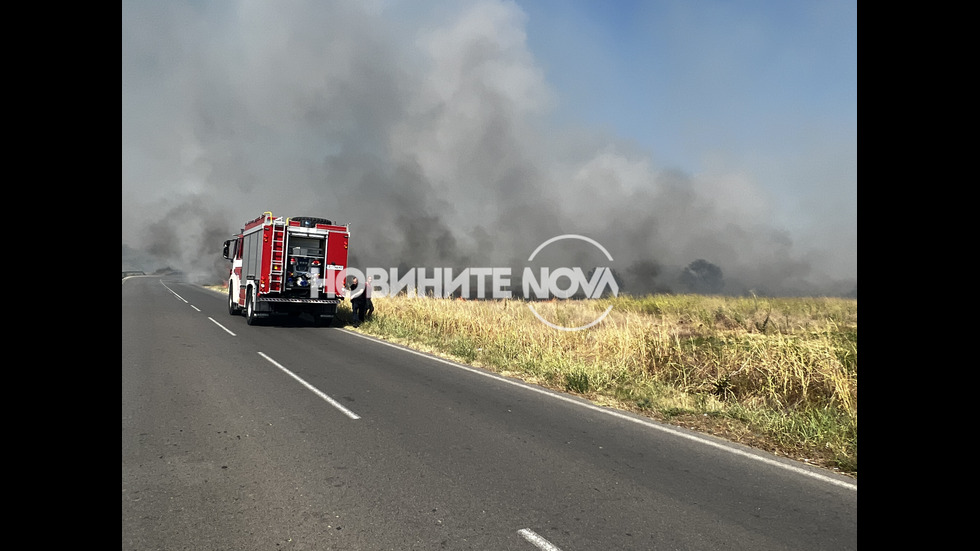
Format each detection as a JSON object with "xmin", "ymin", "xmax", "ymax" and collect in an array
[
  {"xmin": 209, "ymin": 285, "xmax": 857, "ymax": 477},
  {"xmin": 341, "ymin": 293, "xmax": 857, "ymax": 477}
]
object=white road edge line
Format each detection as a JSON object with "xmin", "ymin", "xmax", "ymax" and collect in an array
[
  {"xmin": 519, "ymin": 529, "xmax": 563, "ymax": 551},
  {"xmin": 208, "ymin": 317, "xmax": 237, "ymax": 337},
  {"xmin": 343, "ymin": 330, "xmax": 856, "ymax": 490},
  {"xmin": 257, "ymin": 352, "xmax": 360, "ymax": 420}
]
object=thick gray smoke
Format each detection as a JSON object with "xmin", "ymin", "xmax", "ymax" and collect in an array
[{"xmin": 122, "ymin": 1, "xmax": 856, "ymax": 296}]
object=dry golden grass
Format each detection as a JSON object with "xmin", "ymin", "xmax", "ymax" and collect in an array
[{"xmin": 354, "ymin": 293, "xmax": 857, "ymax": 476}]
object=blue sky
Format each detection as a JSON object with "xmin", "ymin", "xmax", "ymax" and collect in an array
[
  {"xmin": 521, "ymin": 1, "xmax": 857, "ymax": 153},
  {"xmin": 516, "ymin": 0, "xmax": 856, "ymax": 221}
]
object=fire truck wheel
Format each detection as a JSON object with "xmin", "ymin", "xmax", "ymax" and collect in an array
[
  {"xmin": 228, "ymin": 287, "xmax": 241, "ymax": 315},
  {"xmin": 245, "ymin": 293, "xmax": 257, "ymax": 325}
]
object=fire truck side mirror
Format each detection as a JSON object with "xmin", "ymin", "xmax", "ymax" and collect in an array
[{"xmin": 222, "ymin": 240, "xmax": 232, "ymax": 260}]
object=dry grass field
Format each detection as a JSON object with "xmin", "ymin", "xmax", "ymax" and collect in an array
[{"xmin": 343, "ymin": 293, "xmax": 856, "ymax": 476}]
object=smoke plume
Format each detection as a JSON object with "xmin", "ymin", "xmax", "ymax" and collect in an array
[{"xmin": 122, "ymin": 0, "xmax": 856, "ymax": 297}]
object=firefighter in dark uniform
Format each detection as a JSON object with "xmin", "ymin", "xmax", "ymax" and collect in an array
[
  {"xmin": 363, "ymin": 277, "xmax": 374, "ymax": 320},
  {"xmin": 348, "ymin": 276, "xmax": 366, "ymax": 326}
]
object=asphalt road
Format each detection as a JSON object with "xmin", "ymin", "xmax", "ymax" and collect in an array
[{"xmin": 122, "ymin": 276, "xmax": 857, "ymax": 550}]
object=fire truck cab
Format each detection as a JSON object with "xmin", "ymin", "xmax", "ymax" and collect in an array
[{"xmin": 223, "ymin": 212, "xmax": 349, "ymax": 326}]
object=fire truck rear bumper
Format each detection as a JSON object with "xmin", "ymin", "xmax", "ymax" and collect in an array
[{"xmin": 255, "ymin": 298, "xmax": 341, "ymax": 316}]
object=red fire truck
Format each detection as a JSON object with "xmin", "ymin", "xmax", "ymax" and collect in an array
[{"xmin": 223, "ymin": 212, "xmax": 349, "ymax": 326}]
